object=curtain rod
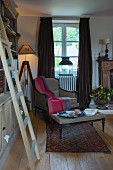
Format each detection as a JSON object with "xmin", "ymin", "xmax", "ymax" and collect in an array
[{"xmin": 40, "ymin": 15, "xmax": 90, "ymax": 20}]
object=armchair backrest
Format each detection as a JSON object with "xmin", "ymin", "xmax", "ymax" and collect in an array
[
  {"xmin": 34, "ymin": 77, "xmax": 55, "ymax": 98},
  {"xmin": 45, "ymin": 78, "xmax": 60, "ymax": 97}
]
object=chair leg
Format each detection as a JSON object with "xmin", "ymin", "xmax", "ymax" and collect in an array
[
  {"xmin": 34, "ymin": 107, "xmax": 37, "ymax": 116},
  {"xmin": 59, "ymin": 125, "xmax": 62, "ymax": 139}
]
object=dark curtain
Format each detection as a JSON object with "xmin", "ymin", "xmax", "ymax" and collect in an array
[
  {"xmin": 78, "ymin": 18, "xmax": 92, "ymax": 110},
  {"xmin": 38, "ymin": 17, "xmax": 54, "ymax": 77}
]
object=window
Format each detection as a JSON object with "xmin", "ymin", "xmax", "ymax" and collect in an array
[{"xmin": 53, "ymin": 22, "xmax": 79, "ymax": 77}]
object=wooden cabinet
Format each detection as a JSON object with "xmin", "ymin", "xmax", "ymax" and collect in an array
[
  {"xmin": 0, "ymin": 93, "xmax": 19, "ymax": 169},
  {"xmin": 0, "ymin": 1, "xmax": 20, "ymax": 169},
  {"xmin": 0, "ymin": 0, "xmax": 20, "ymax": 55},
  {"xmin": 97, "ymin": 60, "xmax": 113, "ymax": 88}
]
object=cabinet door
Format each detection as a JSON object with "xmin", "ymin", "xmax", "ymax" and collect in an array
[
  {"xmin": 2, "ymin": 99, "xmax": 13, "ymax": 148},
  {"xmin": 0, "ymin": 107, "xmax": 2, "ymax": 154}
]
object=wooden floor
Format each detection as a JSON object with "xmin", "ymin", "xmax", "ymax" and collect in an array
[{"xmin": 3, "ymin": 113, "xmax": 113, "ymax": 170}]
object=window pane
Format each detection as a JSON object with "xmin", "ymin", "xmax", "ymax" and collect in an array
[
  {"xmin": 53, "ymin": 27, "xmax": 62, "ymax": 41},
  {"xmin": 54, "ymin": 42, "xmax": 62, "ymax": 56},
  {"xmin": 66, "ymin": 27, "xmax": 79, "ymax": 41},
  {"xmin": 54, "ymin": 57, "xmax": 61, "ymax": 77},
  {"xmin": 66, "ymin": 42, "xmax": 79, "ymax": 56}
]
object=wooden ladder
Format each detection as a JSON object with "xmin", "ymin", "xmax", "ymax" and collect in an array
[{"xmin": 0, "ymin": 17, "xmax": 40, "ymax": 170}]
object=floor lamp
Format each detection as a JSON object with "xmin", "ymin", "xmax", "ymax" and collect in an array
[{"xmin": 18, "ymin": 45, "xmax": 36, "ymax": 110}]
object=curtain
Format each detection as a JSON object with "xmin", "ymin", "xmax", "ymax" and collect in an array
[
  {"xmin": 78, "ymin": 18, "xmax": 92, "ymax": 110},
  {"xmin": 38, "ymin": 17, "xmax": 54, "ymax": 77}
]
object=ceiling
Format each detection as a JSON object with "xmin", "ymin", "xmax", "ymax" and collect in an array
[{"xmin": 15, "ymin": 0, "xmax": 113, "ymax": 17}]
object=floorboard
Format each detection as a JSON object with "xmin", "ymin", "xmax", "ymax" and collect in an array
[{"xmin": 3, "ymin": 113, "xmax": 113, "ymax": 170}]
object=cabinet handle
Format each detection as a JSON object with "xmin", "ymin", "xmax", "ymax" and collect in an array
[{"xmin": 2, "ymin": 127, "xmax": 6, "ymax": 130}]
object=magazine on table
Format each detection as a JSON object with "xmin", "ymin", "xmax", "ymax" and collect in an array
[
  {"xmin": 58, "ymin": 108, "xmax": 98, "ymax": 118},
  {"xmin": 58, "ymin": 109, "xmax": 85, "ymax": 118}
]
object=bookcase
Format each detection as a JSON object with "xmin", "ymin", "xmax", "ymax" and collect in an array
[
  {"xmin": 0, "ymin": 0, "xmax": 20, "ymax": 93},
  {"xmin": 0, "ymin": 1, "xmax": 20, "ymax": 169}
]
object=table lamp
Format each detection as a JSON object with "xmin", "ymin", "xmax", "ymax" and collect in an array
[{"xmin": 103, "ymin": 38, "xmax": 110, "ymax": 59}]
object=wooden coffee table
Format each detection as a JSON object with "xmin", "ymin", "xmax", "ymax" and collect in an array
[{"xmin": 50, "ymin": 112, "xmax": 105, "ymax": 139}]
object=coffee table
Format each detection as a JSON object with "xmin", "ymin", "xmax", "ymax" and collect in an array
[{"xmin": 50, "ymin": 112, "xmax": 105, "ymax": 139}]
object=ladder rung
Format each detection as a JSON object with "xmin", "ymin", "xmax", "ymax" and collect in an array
[
  {"xmin": 8, "ymin": 66, "xmax": 15, "ymax": 71},
  {"xmin": 24, "ymin": 116, "xmax": 29, "ymax": 128},
  {"xmin": 31, "ymin": 140, "xmax": 36, "ymax": 158},
  {"xmin": 1, "ymin": 38, "xmax": 9, "ymax": 46}
]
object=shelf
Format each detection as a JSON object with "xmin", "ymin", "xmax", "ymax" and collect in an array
[
  {"xmin": 0, "ymin": 0, "xmax": 20, "ymax": 95},
  {"xmin": 11, "ymin": 48, "xmax": 16, "ymax": 53},
  {"xmin": 3, "ymin": 0, "xmax": 18, "ymax": 19},
  {"xmin": 6, "ymin": 26, "xmax": 16, "ymax": 36}
]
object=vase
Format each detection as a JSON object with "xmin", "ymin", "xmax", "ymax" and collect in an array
[
  {"xmin": 89, "ymin": 98, "xmax": 96, "ymax": 108},
  {"xmin": 95, "ymin": 98, "xmax": 108, "ymax": 106}
]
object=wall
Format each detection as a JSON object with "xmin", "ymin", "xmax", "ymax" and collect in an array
[
  {"xmin": 17, "ymin": 16, "xmax": 40, "ymax": 108},
  {"xmin": 90, "ymin": 16, "xmax": 113, "ymax": 87},
  {"xmin": 17, "ymin": 16, "xmax": 113, "ymax": 103}
]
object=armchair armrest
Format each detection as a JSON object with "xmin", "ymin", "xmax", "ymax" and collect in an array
[
  {"xmin": 59, "ymin": 87, "xmax": 78, "ymax": 98},
  {"xmin": 34, "ymin": 89, "xmax": 49, "ymax": 112}
]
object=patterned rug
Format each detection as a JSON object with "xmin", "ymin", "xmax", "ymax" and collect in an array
[{"xmin": 46, "ymin": 122, "xmax": 111, "ymax": 153}]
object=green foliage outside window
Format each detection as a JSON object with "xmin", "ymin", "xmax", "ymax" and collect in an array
[
  {"xmin": 53, "ymin": 27, "xmax": 62, "ymax": 41},
  {"xmin": 66, "ymin": 27, "xmax": 79, "ymax": 41}
]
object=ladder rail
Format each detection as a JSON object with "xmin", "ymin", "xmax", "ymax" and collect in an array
[
  {"xmin": 6, "ymin": 39, "xmax": 40, "ymax": 160},
  {"xmin": 0, "ymin": 41, "xmax": 36, "ymax": 170},
  {"xmin": 0, "ymin": 17, "xmax": 40, "ymax": 170}
]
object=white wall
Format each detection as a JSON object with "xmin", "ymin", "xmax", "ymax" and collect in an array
[
  {"xmin": 17, "ymin": 16, "xmax": 40, "ymax": 108},
  {"xmin": 17, "ymin": 15, "xmax": 113, "ymax": 105},
  {"xmin": 90, "ymin": 16, "xmax": 113, "ymax": 87}
]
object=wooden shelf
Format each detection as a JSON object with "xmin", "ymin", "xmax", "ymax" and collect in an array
[{"xmin": 0, "ymin": 0, "xmax": 20, "ymax": 94}]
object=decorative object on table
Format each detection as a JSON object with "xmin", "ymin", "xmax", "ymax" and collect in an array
[
  {"xmin": 97, "ymin": 53, "xmax": 106, "ymax": 61},
  {"xmin": 90, "ymin": 85, "xmax": 113, "ymax": 108},
  {"xmin": 84, "ymin": 108, "xmax": 98, "ymax": 116},
  {"xmin": 18, "ymin": 45, "xmax": 36, "ymax": 110},
  {"xmin": 46, "ymin": 122, "xmax": 110, "ymax": 153},
  {"xmin": 103, "ymin": 38, "xmax": 110, "ymax": 60},
  {"xmin": 89, "ymin": 98, "xmax": 97, "ymax": 108}
]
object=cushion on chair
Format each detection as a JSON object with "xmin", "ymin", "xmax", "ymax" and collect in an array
[
  {"xmin": 48, "ymin": 97, "xmax": 73, "ymax": 115},
  {"xmin": 59, "ymin": 97, "xmax": 78, "ymax": 108},
  {"xmin": 45, "ymin": 78, "xmax": 60, "ymax": 97},
  {"xmin": 48, "ymin": 97, "xmax": 64, "ymax": 115}
]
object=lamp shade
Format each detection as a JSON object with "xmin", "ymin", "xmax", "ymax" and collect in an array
[
  {"xmin": 18, "ymin": 45, "xmax": 35, "ymax": 54},
  {"xmin": 103, "ymin": 38, "xmax": 110, "ymax": 44},
  {"xmin": 99, "ymin": 39, "xmax": 104, "ymax": 44}
]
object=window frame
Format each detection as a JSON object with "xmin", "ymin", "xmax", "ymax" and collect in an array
[{"xmin": 53, "ymin": 23, "xmax": 79, "ymax": 58}]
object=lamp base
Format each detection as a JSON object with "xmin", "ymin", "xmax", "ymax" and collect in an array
[
  {"xmin": 105, "ymin": 54, "xmax": 109, "ymax": 60},
  {"xmin": 105, "ymin": 45, "xmax": 109, "ymax": 60}
]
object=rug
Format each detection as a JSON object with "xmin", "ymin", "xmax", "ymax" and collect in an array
[{"xmin": 46, "ymin": 122, "xmax": 111, "ymax": 153}]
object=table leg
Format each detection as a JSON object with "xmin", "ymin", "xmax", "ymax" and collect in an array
[{"xmin": 102, "ymin": 118, "xmax": 105, "ymax": 132}]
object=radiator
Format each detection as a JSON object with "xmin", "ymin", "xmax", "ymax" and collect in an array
[{"xmin": 57, "ymin": 74, "xmax": 77, "ymax": 91}]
